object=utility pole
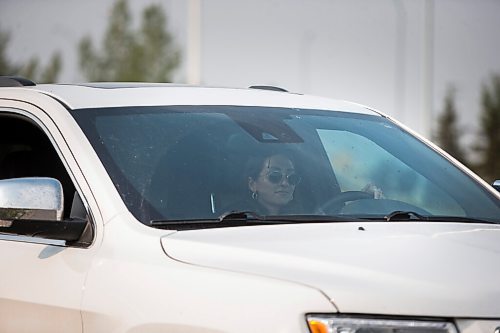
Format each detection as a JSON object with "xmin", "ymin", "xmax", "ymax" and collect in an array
[
  {"xmin": 422, "ymin": 0, "xmax": 434, "ymax": 138},
  {"xmin": 187, "ymin": 0, "xmax": 201, "ymax": 85},
  {"xmin": 393, "ymin": 0, "xmax": 406, "ymax": 123},
  {"xmin": 300, "ymin": 31, "xmax": 314, "ymax": 94}
]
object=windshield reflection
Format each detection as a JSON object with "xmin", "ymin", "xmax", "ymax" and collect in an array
[{"xmin": 71, "ymin": 106, "xmax": 500, "ymax": 225}]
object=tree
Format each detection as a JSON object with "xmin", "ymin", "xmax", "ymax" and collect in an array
[
  {"xmin": 0, "ymin": 30, "xmax": 18, "ymax": 75},
  {"xmin": 20, "ymin": 53, "xmax": 62, "ymax": 84},
  {"xmin": 434, "ymin": 85, "xmax": 467, "ymax": 164},
  {"xmin": 0, "ymin": 28, "xmax": 62, "ymax": 83},
  {"xmin": 78, "ymin": 0, "xmax": 180, "ymax": 82},
  {"xmin": 474, "ymin": 74, "xmax": 500, "ymax": 182}
]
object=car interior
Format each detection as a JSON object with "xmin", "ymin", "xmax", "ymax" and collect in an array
[{"xmin": 0, "ymin": 114, "xmax": 84, "ymax": 221}]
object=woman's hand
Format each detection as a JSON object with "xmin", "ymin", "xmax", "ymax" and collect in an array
[{"xmin": 362, "ymin": 183, "xmax": 385, "ymax": 199}]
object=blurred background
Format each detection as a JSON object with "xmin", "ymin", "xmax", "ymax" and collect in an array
[{"xmin": 1, "ymin": 0, "xmax": 499, "ymax": 182}]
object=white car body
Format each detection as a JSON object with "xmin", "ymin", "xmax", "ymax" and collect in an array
[{"xmin": 0, "ymin": 81, "xmax": 499, "ymax": 332}]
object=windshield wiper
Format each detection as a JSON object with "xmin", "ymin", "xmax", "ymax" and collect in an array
[
  {"xmin": 150, "ymin": 210, "xmax": 359, "ymax": 230},
  {"xmin": 150, "ymin": 210, "xmax": 264, "ymax": 228},
  {"xmin": 218, "ymin": 211, "xmax": 358, "ymax": 223},
  {"xmin": 383, "ymin": 211, "xmax": 498, "ymax": 224},
  {"xmin": 217, "ymin": 210, "xmax": 264, "ymax": 222},
  {"xmin": 384, "ymin": 211, "xmax": 426, "ymax": 222},
  {"xmin": 418, "ymin": 215, "xmax": 498, "ymax": 224}
]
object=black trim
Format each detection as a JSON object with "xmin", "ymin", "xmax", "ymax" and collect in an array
[
  {"xmin": 0, "ymin": 218, "xmax": 88, "ymax": 244},
  {"xmin": 249, "ymin": 85, "xmax": 288, "ymax": 92},
  {"xmin": 0, "ymin": 76, "xmax": 36, "ymax": 87}
]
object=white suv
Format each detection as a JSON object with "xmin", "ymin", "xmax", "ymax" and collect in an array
[{"xmin": 0, "ymin": 76, "xmax": 499, "ymax": 333}]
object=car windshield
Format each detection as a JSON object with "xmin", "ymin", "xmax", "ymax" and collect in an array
[{"xmin": 71, "ymin": 105, "xmax": 500, "ymax": 226}]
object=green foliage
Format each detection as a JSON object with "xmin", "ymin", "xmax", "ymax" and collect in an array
[
  {"xmin": 0, "ymin": 27, "xmax": 62, "ymax": 83},
  {"xmin": 434, "ymin": 86, "xmax": 467, "ymax": 164},
  {"xmin": 78, "ymin": 0, "xmax": 180, "ymax": 82},
  {"xmin": 18, "ymin": 53, "xmax": 62, "ymax": 84},
  {"xmin": 39, "ymin": 53, "xmax": 62, "ymax": 84},
  {"xmin": 0, "ymin": 30, "xmax": 19, "ymax": 75},
  {"xmin": 474, "ymin": 74, "xmax": 500, "ymax": 182}
]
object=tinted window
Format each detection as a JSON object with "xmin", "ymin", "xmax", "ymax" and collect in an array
[{"xmin": 72, "ymin": 106, "xmax": 500, "ymax": 225}]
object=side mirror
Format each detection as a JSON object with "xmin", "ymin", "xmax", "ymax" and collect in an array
[
  {"xmin": 0, "ymin": 178, "xmax": 89, "ymax": 246},
  {"xmin": 0, "ymin": 177, "xmax": 87, "ymax": 244},
  {"xmin": 493, "ymin": 180, "xmax": 500, "ymax": 193},
  {"xmin": 0, "ymin": 177, "xmax": 63, "ymax": 221}
]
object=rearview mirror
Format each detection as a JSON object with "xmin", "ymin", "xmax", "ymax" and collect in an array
[{"xmin": 0, "ymin": 177, "xmax": 63, "ymax": 221}]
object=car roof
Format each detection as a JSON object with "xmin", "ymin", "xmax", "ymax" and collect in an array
[{"xmin": 2, "ymin": 82, "xmax": 379, "ymax": 116}]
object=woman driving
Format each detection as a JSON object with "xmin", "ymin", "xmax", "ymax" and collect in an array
[{"xmin": 246, "ymin": 152, "xmax": 301, "ymax": 215}]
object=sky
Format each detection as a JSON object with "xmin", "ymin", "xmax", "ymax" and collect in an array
[{"xmin": 1, "ymin": 0, "xmax": 500, "ymax": 148}]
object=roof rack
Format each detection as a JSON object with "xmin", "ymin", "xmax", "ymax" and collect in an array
[
  {"xmin": 248, "ymin": 85, "xmax": 288, "ymax": 93},
  {"xmin": 0, "ymin": 76, "xmax": 36, "ymax": 87}
]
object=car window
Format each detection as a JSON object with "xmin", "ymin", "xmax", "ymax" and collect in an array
[
  {"xmin": 71, "ymin": 106, "xmax": 500, "ymax": 225},
  {"xmin": 318, "ymin": 129, "xmax": 465, "ymax": 216},
  {"xmin": 0, "ymin": 115, "xmax": 77, "ymax": 219}
]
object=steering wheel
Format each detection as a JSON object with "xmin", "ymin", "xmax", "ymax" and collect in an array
[{"xmin": 318, "ymin": 191, "xmax": 373, "ymax": 214}]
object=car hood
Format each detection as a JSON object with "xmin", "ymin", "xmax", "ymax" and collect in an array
[{"xmin": 160, "ymin": 222, "xmax": 500, "ymax": 317}]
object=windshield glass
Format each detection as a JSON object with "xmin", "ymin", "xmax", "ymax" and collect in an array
[{"xmin": 71, "ymin": 106, "xmax": 500, "ymax": 225}]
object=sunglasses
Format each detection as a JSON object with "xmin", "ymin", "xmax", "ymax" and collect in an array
[{"xmin": 265, "ymin": 171, "xmax": 301, "ymax": 186}]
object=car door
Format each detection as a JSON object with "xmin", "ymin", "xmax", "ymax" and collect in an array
[{"xmin": 0, "ymin": 101, "xmax": 96, "ymax": 333}]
